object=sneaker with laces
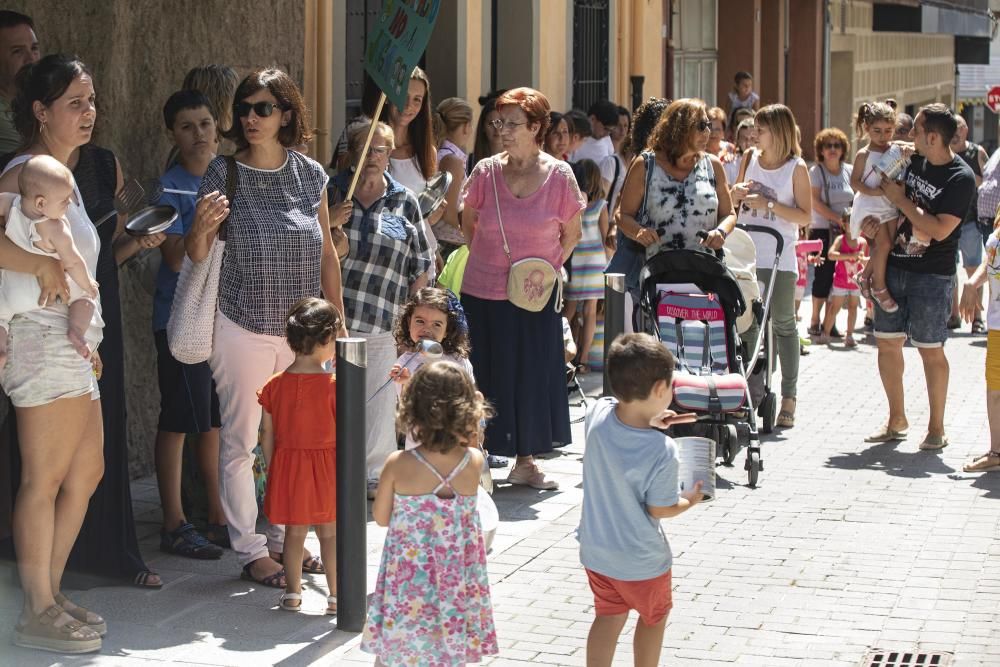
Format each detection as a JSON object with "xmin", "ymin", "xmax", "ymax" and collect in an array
[
  {"xmin": 963, "ymin": 451, "xmax": 1000, "ymax": 472},
  {"xmin": 160, "ymin": 522, "xmax": 223, "ymax": 560},
  {"xmin": 506, "ymin": 464, "xmax": 559, "ymax": 490}
]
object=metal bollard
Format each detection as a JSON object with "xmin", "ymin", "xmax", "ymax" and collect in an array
[
  {"xmin": 603, "ymin": 273, "xmax": 626, "ymax": 396},
  {"xmin": 336, "ymin": 338, "xmax": 367, "ymax": 632}
]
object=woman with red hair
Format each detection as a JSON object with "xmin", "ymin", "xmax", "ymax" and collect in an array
[{"xmin": 460, "ymin": 87, "xmax": 585, "ymax": 490}]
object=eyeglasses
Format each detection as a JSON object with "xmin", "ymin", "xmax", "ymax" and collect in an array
[
  {"xmin": 368, "ymin": 145, "xmax": 390, "ymax": 156},
  {"xmin": 489, "ymin": 119, "xmax": 528, "ymax": 131},
  {"xmin": 235, "ymin": 101, "xmax": 285, "ymax": 118},
  {"xmin": 823, "ymin": 143, "xmax": 842, "ymax": 150},
  {"xmin": 696, "ymin": 120, "xmax": 712, "ymax": 132}
]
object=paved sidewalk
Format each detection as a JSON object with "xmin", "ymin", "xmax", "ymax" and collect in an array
[{"xmin": 0, "ymin": 320, "xmax": 998, "ymax": 666}]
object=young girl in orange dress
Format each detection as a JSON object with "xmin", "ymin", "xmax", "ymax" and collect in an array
[{"xmin": 258, "ymin": 297, "xmax": 340, "ymax": 614}]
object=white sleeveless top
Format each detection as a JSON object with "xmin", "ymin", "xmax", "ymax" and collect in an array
[
  {"xmin": 389, "ymin": 155, "xmax": 438, "ymax": 273},
  {"xmin": 1, "ymin": 155, "xmax": 104, "ymax": 344},
  {"xmin": 737, "ymin": 150, "xmax": 805, "ymax": 273}
]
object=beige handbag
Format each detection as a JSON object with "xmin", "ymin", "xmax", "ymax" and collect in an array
[
  {"xmin": 166, "ymin": 156, "xmax": 236, "ymax": 364},
  {"xmin": 490, "ymin": 157, "xmax": 561, "ymax": 313}
]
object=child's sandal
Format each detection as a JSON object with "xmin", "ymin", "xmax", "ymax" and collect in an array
[
  {"xmin": 326, "ymin": 595, "xmax": 338, "ymax": 616},
  {"xmin": 854, "ymin": 274, "xmax": 871, "ymax": 299},
  {"xmin": 871, "ymin": 287, "xmax": 898, "ymax": 313},
  {"xmin": 278, "ymin": 592, "xmax": 302, "ymax": 612}
]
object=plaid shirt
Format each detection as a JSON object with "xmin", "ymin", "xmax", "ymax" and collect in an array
[
  {"xmin": 979, "ymin": 147, "xmax": 1000, "ymax": 223},
  {"xmin": 337, "ymin": 172, "xmax": 431, "ymax": 333}
]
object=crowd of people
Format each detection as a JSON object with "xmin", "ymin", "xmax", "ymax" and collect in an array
[{"xmin": 1, "ymin": 9, "xmax": 999, "ymax": 665}]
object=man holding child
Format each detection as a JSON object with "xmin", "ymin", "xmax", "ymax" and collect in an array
[{"xmin": 867, "ymin": 104, "xmax": 976, "ymax": 450}]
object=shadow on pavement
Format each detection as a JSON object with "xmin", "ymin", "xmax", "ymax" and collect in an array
[{"xmin": 824, "ymin": 440, "xmax": 955, "ymax": 478}]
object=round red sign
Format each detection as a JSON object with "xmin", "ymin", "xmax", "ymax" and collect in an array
[{"xmin": 988, "ymin": 86, "xmax": 1000, "ymax": 113}]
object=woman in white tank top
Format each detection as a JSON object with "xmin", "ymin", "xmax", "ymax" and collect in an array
[{"xmin": 731, "ymin": 104, "xmax": 813, "ymax": 428}]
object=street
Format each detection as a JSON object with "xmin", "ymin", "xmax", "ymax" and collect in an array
[{"xmin": 1, "ymin": 317, "xmax": 998, "ymax": 666}]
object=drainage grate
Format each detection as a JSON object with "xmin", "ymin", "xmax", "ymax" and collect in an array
[{"xmin": 862, "ymin": 650, "xmax": 954, "ymax": 667}]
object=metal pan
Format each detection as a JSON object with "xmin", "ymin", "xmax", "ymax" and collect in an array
[
  {"xmin": 417, "ymin": 171, "xmax": 452, "ymax": 218},
  {"xmin": 124, "ymin": 205, "xmax": 177, "ymax": 237}
]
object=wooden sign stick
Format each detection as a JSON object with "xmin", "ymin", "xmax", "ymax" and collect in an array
[{"xmin": 345, "ymin": 92, "xmax": 388, "ymax": 201}]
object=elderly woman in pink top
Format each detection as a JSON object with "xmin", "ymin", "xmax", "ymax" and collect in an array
[{"xmin": 460, "ymin": 87, "xmax": 584, "ymax": 490}]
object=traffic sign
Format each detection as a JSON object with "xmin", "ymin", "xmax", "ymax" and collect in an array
[{"xmin": 988, "ymin": 86, "xmax": 1000, "ymax": 113}]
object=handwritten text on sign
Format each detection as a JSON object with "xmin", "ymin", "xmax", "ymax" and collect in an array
[{"xmin": 365, "ymin": 0, "xmax": 441, "ymax": 112}]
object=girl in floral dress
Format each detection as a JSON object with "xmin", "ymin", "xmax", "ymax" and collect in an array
[{"xmin": 362, "ymin": 362, "xmax": 498, "ymax": 666}]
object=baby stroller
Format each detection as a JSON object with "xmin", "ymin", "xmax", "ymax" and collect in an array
[{"xmin": 635, "ymin": 224, "xmax": 785, "ymax": 487}]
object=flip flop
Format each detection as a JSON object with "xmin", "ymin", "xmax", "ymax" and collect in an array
[
  {"xmin": 864, "ymin": 425, "xmax": 908, "ymax": 443},
  {"xmin": 241, "ymin": 563, "xmax": 286, "ymax": 589}
]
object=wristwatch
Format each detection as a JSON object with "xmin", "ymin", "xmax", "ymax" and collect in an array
[
  {"xmin": 767, "ymin": 201, "xmax": 775, "ymax": 211},
  {"xmin": 715, "ymin": 227, "xmax": 729, "ymax": 239}
]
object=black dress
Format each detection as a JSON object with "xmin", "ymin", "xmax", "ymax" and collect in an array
[{"xmin": 64, "ymin": 144, "xmax": 151, "ymax": 583}]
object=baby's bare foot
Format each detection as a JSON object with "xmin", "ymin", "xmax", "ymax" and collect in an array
[{"xmin": 67, "ymin": 329, "xmax": 91, "ymax": 359}]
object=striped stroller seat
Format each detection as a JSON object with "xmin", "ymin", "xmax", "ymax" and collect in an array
[{"xmin": 656, "ymin": 289, "xmax": 748, "ymax": 414}]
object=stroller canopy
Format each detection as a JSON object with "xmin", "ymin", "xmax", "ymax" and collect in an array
[{"xmin": 639, "ymin": 249, "xmax": 747, "ymax": 322}]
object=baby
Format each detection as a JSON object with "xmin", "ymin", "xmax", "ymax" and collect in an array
[{"xmin": 0, "ymin": 155, "xmax": 99, "ymax": 363}]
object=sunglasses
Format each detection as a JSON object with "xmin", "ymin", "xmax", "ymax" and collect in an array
[
  {"xmin": 696, "ymin": 120, "xmax": 712, "ymax": 132},
  {"xmin": 235, "ymin": 101, "xmax": 285, "ymax": 118},
  {"xmin": 823, "ymin": 143, "xmax": 843, "ymax": 150}
]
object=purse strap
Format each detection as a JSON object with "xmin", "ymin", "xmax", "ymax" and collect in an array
[
  {"xmin": 219, "ymin": 155, "xmax": 238, "ymax": 242},
  {"xmin": 490, "ymin": 156, "xmax": 513, "ymax": 266}
]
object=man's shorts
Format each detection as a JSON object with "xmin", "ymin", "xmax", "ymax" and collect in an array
[
  {"xmin": 958, "ymin": 221, "xmax": 984, "ymax": 268},
  {"xmin": 586, "ymin": 568, "xmax": 673, "ymax": 626},
  {"xmin": 155, "ymin": 330, "xmax": 221, "ymax": 433},
  {"xmin": 873, "ymin": 268, "xmax": 953, "ymax": 348}
]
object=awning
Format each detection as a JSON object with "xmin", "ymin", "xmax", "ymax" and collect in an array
[{"xmin": 958, "ymin": 62, "xmax": 1000, "ymax": 101}]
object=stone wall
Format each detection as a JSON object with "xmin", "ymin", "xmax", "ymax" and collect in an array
[{"xmin": 9, "ymin": 0, "xmax": 306, "ymax": 476}]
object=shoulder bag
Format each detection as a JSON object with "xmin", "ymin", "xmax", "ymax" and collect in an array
[
  {"xmin": 491, "ymin": 157, "xmax": 562, "ymax": 313},
  {"xmin": 166, "ymin": 155, "xmax": 237, "ymax": 364}
]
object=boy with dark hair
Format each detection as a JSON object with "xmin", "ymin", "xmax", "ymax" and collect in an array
[
  {"xmin": 153, "ymin": 89, "xmax": 228, "ymax": 558},
  {"xmin": 573, "ymin": 99, "xmax": 619, "ymax": 163},
  {"xmin": 579, "ymin": 332, "xmax": 702, "ymax": 667}
]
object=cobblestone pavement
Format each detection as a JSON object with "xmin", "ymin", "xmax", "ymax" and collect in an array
[{"xmin": 0, "ymin": 317, "xmax": 998, "ymax": 666}]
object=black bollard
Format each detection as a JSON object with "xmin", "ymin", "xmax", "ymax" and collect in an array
[
  {"xmin": 603, "ymin": 273, "xmax": 625, "ymax": 396},
  {"xmin": 336, "ymin": 337, "xmax": 367, "ymax": 632}
]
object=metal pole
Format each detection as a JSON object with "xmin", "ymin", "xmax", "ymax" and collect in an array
[
  {"xmin": 603, "ymin": 273, "xmax": 625, "ymax": 396},
  {"xmin": 336, "ymin": 337, "xmax": 367, "ymax": 632}
]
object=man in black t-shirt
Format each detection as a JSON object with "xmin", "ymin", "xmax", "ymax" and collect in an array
[{"xmin": 866, "ymin": 104, "xmax": 975, "ymax": 451}]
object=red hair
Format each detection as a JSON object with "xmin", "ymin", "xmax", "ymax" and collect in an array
[{"xmin": 495, "ymin": 87, "xmax": 551, "ymax": 146}]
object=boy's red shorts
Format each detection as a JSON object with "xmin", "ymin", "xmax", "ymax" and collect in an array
[{"xmin": 585, "ymin": 568, "xmax": 673, "ymax": 626}]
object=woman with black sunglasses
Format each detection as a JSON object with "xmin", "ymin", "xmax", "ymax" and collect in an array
[
  {"xmin": 615, "ymin": 98, "xmax": 736, "ymax": 260},
  {"xmin": 185, "ymin": 68, "xmax": 344, "ymax": 590}
]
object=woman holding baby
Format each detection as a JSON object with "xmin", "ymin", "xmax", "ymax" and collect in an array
[{"xmin": 0, "ymin": 54, "xmax": 160, "ymax": 653}]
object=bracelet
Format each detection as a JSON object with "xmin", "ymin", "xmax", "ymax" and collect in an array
[{"xmin": 714, "ymin": 227, "xmax": 729, "ymax": 239}]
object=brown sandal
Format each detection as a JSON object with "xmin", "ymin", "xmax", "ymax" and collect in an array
[
  {"xmin": 55, "ymin": 593, "xmax": 107, "ymax": 636},
  {"xmin": 776, "ymin": 397, "xmax": 796, "ymax": 428},
  {"xmin": 13, "ymin": 605, "xmax": 102, "ymax": 654}
]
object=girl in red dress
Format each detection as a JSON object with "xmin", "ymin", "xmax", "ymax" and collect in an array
[{"xmin": 258, "ymin": 297, "xmax": 340, "ymax": 614}]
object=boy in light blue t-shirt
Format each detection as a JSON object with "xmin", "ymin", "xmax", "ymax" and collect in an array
[{"xmin": 578, "ymin": 332, "xmax": 703, "ymax": 667}]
